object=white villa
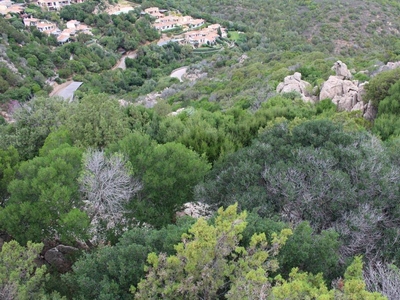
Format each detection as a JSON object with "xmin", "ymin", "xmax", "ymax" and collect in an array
[
  {"xmin": 144, "ymin": 7, "xmax": 205, "ymax": 32},
  {"xmin": 36, "ymin": 0, "xmax": 84, "ymax": 11},
  {"xmin": 23, "ymin": 17, "xmax": 92, "ymax": 45}
]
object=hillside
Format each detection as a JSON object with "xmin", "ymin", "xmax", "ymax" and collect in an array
[
  {"xmin": 1, "ymin": 0, "xmax": 400, "ymax": 299},
  {"xmin": 165, "ymin": 0, "xmax": 400, "ymax": 56}
]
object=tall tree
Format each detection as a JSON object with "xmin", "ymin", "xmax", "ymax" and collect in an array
[
  {"xmin": 0, "ymin": 97, "xmax": 68, "ymax": 160},
  {"xmin": 111, "ymin": 133, "xmax": 211, "ymax": 227},
  {"xmin": 134, "ymin": 204, "xmax": 292, "ymax": 299},
  {"xmin": 65, "ymin": 94, "xmax": 130, "ymax": 149},
  {"xmin": 0, "ymin": 241, "xmax": 47, "ymax": 300},
  {"xmin": 0, "ymin": 144, "xmax": 87, "ymax": 244},
  {"xmin": 0, "ymin": 147, "xmax": 19, "ymax": 207},
  {"xmin": 271, "ymin": 257, "xmax": 386, "ymax": 299},
  {"xmin": 134, "ymin": 142, "xmax": 210, "ymax": 227},
  {"xmin": 61, "ymin": 218, "xmax": 194, "ymax": 300}
]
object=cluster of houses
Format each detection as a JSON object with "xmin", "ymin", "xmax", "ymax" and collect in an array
[
  {"xmin": 23, "ymin": 17, "xmax": 92, "ymax": 44},
  {"xmin": 0, "ymin": 0, "xmax": 84, "ymax": 15},
  {"xmin": 36, "ymin": 0, "xmax": 84, "ymax": 11},
  {"xmin": 1, "ymin": 0, "xmax": 91, "ymax": 45},
  {"xmin": 144, "ymin": 7, "xmax": 227, "ymax": 46},
  {"xmin": 184, "ymin": 24, "xmax": 226, "ymax": 46},
  {"xmin": 144, "ymin": 7, "xmax": 205, "ymax": 31},
  {"xmin": 0, "ymin": 0, "xmax": 24, "ymax": 16}
]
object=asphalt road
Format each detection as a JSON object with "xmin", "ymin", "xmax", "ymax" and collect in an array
[{"xmin": 53, "ymin": 81, "xmax": 83, "ymax": 102}]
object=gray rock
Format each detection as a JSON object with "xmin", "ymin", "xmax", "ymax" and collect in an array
[
  {"xmin": 136, "ymin": 92, "xmax": 161, "ymax": 108},
  {"xmin": 319, "ymin": 76, "xmax": 358, "ymax": 101},
  {"xmin": 319, "ymin": 74, "xmax": 370, "ymax": 114},
  {"xmin": 56, "ymin": 245, "xmax": 78, "ymax": 254},
  {"xmin": 176, "ymin": 202, "xmax": 212, "ymax": 219},
  {"xmin": 318, "ymin": 68, "xmax": 379, "ymax": 120},
  {"xmin": 238, "ymin": 54, "xmax": 249, "ymax": 64},
  {"xmin": 377, "ymin": 61, "xmax": 400, "ymax": 74},
  {"xmin": 363, "ymin": 101, "xmax": 378, "ymax": 121},
  {"xmin": 332, "ymin": 60, "xmax": 352, "ymax": 79},
  {"xmin": 44, "ymin": 245, "xmax": 78, "ymax": 273},
  {"xmin": 276, "ymin": 72, "xmax": 315, "ymax": 102},
  {"xmin": 351, "ymin": 101, "xmax": 366, "ymax": 112}
]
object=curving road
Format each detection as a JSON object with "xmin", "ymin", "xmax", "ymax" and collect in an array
[
  {"xmin": 113, "ymin": 51, "xmax": 138, "ymax": 70},
  {"xmin": 170, "ymin": 66, "xmax": 188, "ymax": 82}
]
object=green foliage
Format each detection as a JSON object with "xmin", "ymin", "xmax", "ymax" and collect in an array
[
  {"xmin": 373, "ymin": 81, "xmax": 400, "ymax": 140},
  {"xmin": 278, "ymin": 222, "xmax": 341, "ymax": 282},
  {"xmin": 112, "ymin": 132, "xmax": 211, "ymax": 227},
  {"xmin": 65, "ymin": 94, "xmax": 130, "ymax": 148},
  {"xmin": 0, "ymin": 144, "xmax": 85, "ymax": 244},
  {"xmin": 0, "ymin": 240, "xmax": 48, "ymax": 299},
  {"xmin": 197, "ymin": 119, "xmax": 400, "ymax": 263},
  {"xmin": 271, "ymin": 257, "xmax": 386, "ymax": 299},
  {"xmin": 134, "ymin": 204, "xmax": 292, "ymax": 299},
  {"xmin": 156, "ymin": 109, "xmax": 237, "ymax": 161},
  {"xmin": 315, "ymin": 98, "xmax": 337, "ymax": 115},
  {"xmin": 62, "ymin": 218, "xmax": 194, "ymax": 299},
  {"xmin": 0, "ymin": 146, "xmax": 19, "ymax": 207},
  {"xmin": 0, "ymin": 97, "xmax": 69, "ymax": 160},
  {"xmin": 365, "ymin": 68, "xmax": 400, "ymax": 107}
]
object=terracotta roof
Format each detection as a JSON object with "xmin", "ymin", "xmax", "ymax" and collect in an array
[
  {"xmin": 190, "ymin": 19, "xmax": 205, "ymax": 25},
  {"xmin": 57, "ymin": 33, "xmax": 69, "ymax": 42}
]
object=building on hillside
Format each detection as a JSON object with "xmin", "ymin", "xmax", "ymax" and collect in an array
[
  {"xmin": 36, "ymin": 21, "xmax": 56, "ymax": 32},
  {"xmin": 184, "ymin": 30, "xmax": 219, "ymax": 46},
  {"xmin": 0, "ymin": 1, "xmax": 24, "ymax": 15},
  {"xmin": 36, "ymin": 0, "xmax": 83, "ymax": 11},
  {"xmin": 76, "ymin": 23, "xmax": 91, "ymax": 34},
  {"xmin": 23, "ymin": 17, "xmax": 39, "ymax": 27},
  {"xmin": 153, "ymin": 15, "xmax": 206, "ymax": 32},
  {"xmin": 63, "ymin": 27, "xmax": 77, "ymax": 36},
  {"xmin": 154, "ymin": 16, "xmax": 180, "ymax": 24},
  {"xmin": 188, "ymin": 18, "xmax": 205, "ymax": 29},
  {"xmin": 66, "ymin": 19, "xmax": 91, "ymax": 34},
  {"xmin": 144, "ymin": 7, "xmax": 164, "ymax": 18},
  {"xmin": 57, "ymin": 33, "xmax": 69, "ymax": 45},
  {"xmin": 0, "ymin": 3, "xmax": 24, "ymax": 15},
  {"xmin": 206, "ymin": 23, "xmax": 227, "ymax": 38},
  {"xmin": 207, "ymin": 23, "xmax": 227, "ymax": 37},
  {"xmin": 154, "ymin": 21, "xmax": 177, "ymax": 31},
  {"xmin": 66, "ymin": 19, "xmax": 80, "ymax": 29}
]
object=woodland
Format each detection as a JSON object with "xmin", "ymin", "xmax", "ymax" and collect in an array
[{"xmin": 2, "ymin": 0, "xmax": 400, "ymax": 299}]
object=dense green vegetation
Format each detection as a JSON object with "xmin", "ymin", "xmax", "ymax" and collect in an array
[{"xmin": 2, "ymin": 0, "xmax": 400, "ymax": 298}]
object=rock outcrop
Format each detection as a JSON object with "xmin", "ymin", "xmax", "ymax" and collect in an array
[
  {"xmin": 176, "ymin": 202, "xmax": 212, "ymax": 219},
  {"xmin": 318, "ymin": 62, "xmax": 379, "ymax": 119},
  {"xmin": 332, "ymin": 60, "xmax": 352, "ymax": 79},
  {"xmin": 183, "ymin": 69, "xmax": 208, "ymax": 81},
  {"xmin": 136, "ymin": 92, "xmax": 161, "ymax": 108},
  {"xmin": 273, "ymin": 61, "xmax": 377, "ymax": 120},
  {"xmin": 44, "ymin": 245, "xmax": 78, "ymax": 273},
  {"xmin": 276, "ymin": 72, "xmax": 315, "ymax": 102},
  {"xmin": 375, "ymin": 61, "xmax": 400, "ymax": 75},
  {"xmin": 238, "ymin": 54, "xmax": 249, "ymax": 64},
  {"xmin": 363, "ymin": 100, "xmax": 378, "ymax": 121},
  {"xmin": 319, "ymin": 76, "xmax": 360, "ymax": 111}
]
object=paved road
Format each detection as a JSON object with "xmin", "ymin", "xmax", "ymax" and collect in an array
[
  {"xmin": 53, "ymin": 81, "xmax": 83, "ymax": 102},
  {"xmin": 114, "ymin": 51, "xmax": 138, "ymax": 70},
  {"xmin": 170, "ymin": 67, "xmax": 188, "ymax": 82}
]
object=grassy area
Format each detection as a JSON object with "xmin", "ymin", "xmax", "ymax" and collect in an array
[
  {"xmin": 117, "ymin": 0, "xmax": 139, "ymax": 7},
  {"xmin": 193, "ymin": 47, "xmax": 222, "ymax": 54},
  {"xmin": 227, "ymin": 31, "xmax": 244, "ymax": 41}
]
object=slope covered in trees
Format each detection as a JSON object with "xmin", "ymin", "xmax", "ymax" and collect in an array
[{"xmin": 2, "ymin": 0, "xmax": 400, "ymax": 298}]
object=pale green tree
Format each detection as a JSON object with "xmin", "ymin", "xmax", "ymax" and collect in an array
[
  {"xmin": 0, "ymin": 241, "xmax": 47, "ymax": 300},
  {"xmin": 134, "ymin": 204, "xmax": 292, "ymax": 299},
  {"xmin": 270, "ymin": 256, "xmax": 386, "ymax": 299}
]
